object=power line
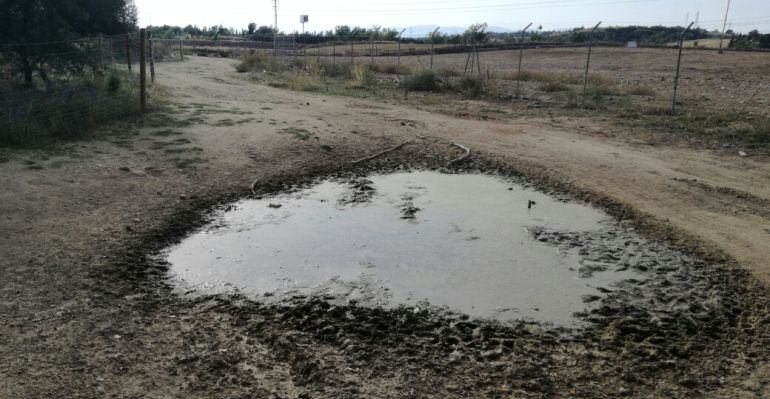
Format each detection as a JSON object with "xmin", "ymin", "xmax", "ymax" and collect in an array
[{"xmin": 303, "ymin": 0, "xmax": 662, "ymax": 15}]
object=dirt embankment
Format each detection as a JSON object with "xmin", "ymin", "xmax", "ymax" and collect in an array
[{"xmin": 1, "ymin": 56, "xmax": 769, "ymax": 397}]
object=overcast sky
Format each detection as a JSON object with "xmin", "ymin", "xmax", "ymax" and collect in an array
[{"xmin": 135, "ymin": 0, "xmax": 770, "ymax": 34}]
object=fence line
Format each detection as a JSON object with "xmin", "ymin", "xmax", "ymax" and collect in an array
[{"xmin": 0, "ymin": 33, "xmax": 149, "ymax": 145}]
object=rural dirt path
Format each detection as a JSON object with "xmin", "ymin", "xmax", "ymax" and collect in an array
[
  {"xmin": 1, "ymin": 55, "xmax": 768, "ymax": 397},
  {"xmin": 161, "ymin": 56, "xmax": 770, "ymax": 283}
]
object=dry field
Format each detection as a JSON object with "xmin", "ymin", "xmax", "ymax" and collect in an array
[
  {"xmin": 1, "ymin": 49, "xmax": 770, "ymax": 397},
  {"xmin": 374, "ymin": 47, "xmax": 770, "ymax": 113}
]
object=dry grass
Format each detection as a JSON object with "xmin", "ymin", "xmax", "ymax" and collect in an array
[
  {"xmin": 625, "ymin": 84, "xmax": 657, "ymax": 97},
  {"xmin": 288, "ymin": 70, "xmax": 320, "ymax": 91},
  {"xmin": 349, "ymin": 64, "xmax": 374, "ymax": 89},
  {"xmin": 235, "ymin": 51, "xmax": 279, "ymax": 73},
  {"xmin": 539, "ymin": 81, "xmax": 571, "ymax": 92},
  {"xmin": 496, "ymin": 69, "xmax": 579, "ymax": 84},
  {"xmin": 370, "ymin": 62, "xmax": 414, "ymax": 75}
]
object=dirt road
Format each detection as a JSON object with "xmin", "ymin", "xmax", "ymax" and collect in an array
[{"xmin": 1, "ymin": 55, "xmax": 769, "ymax": 397}]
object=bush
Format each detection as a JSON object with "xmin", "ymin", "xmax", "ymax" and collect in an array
[
  {"xmin": 539, "ymin": 81, "xmax": 570, "ymax": 92},
  {"xmin": 320, "ymin": 62, "xmax": 350, "ymax": 78},
  {"xmin": 288, "ymin": 70, "xmax": 320, "ymax": 91},
  {"xmin": 454, "ymin": 76, "xmax": 485, "ymax": 98},
  {"xmin": 403, "ymin": 70, "xmax": 439, "ymax": 92},
  {"xmin": 496, "ymin": 69, "xmax": 578, "ymax": 84},
  {"xmin": 106, "ymin": 72, "xmax": 122, "ymax": 94},
  {"xmin": 349, "ymin": 64, "xmax": 374, "ymax": 89},
  {"xmin": 436, "ymin": 67, "xmax": 460, "ymax": 77},
  {"xmin": 1, "ymin": 69, "xmax": 139, "ymax": 147},
  {"xmin": 370, "ymin": 62, "xmax": 413, "ymax": 75},
  {"xmin": 235, "ymin": 51, "xmax": 277, "ymax": 73}
]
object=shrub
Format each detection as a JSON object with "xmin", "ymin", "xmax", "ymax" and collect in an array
[
  {"xmin": 106, "ymin": 72, "xmax": 122, "ymax": 94},
  {"xmin": 539, "ymin": 81, "xmax": 570, "ymax": 92},
  {"xmin": 288, "ymin": 70, "xmax": 320, "ymax": 91},
  {"xmin": 496, "ymin": 69, "xmax": 578, "ymax": 84},
  {"xmin": 370, "ymin": 62, "xmax": 413, "ymax": 75},
  {"xmin": 320, "ymin": 62, "xmax": 351, "ymax": 78},
  {"xmin": 403, "ymin": 70, "xmax": 439, "ymax": 92},
  {"xmin": 349, "ymin": 64, "xmax": 374, "ymax": 88},
  {"xmin": 1, "ymin": 69, "xmax": 139, "ymax": 147},
  {"xmin": 455, "ymin": 76, "xmax": 485, "ymax": 98},
  {"xmin": 436, "ymin": 67, "xmax": 460, "ymax": 77},
  {"xmin": 235, "ymin": 51, "xmax": 277, "ymax": 73}
]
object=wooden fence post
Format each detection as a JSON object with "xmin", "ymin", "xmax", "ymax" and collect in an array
[
  {"xmin": 140, "ymin": 28, "xmax": 147, "ymax": 113},
  {"xmin": 98, "ymin": 35, "xmax": 104, "ymax": 70},
  {"xmin": 125, "ymin": 33, "xmax": 132, "ymax": 72},
  {"xmin": 148, "ymin": 33, "xmax": 156, "ymax": 83},
  {"xmin": 179, "ymin": 40, "xmax": 184, "ymax": 61}
]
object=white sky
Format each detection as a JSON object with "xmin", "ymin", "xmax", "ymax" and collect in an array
[{"xmin": 136, "ymin": 0, "xmax": 770, "ymax": 34}]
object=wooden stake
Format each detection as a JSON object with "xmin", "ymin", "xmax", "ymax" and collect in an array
[
  {"xmin": 140, "ymin": 29, "xmax": 147, "ymax": 112},
  {"xmin": 148, "ymin": 33, "xmax": 156, "ymax": 83},
  {"xmin": 125, "ymin": 33, "xmax": 132, "ymax": 72}
]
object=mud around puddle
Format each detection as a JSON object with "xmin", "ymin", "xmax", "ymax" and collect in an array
[{"xmin": 164, "ymin": 171, "xmax": 655, "ymax": 325}]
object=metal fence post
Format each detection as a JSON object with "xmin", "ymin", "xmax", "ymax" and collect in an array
[
  {"xmin": 430, "ymin": 27, "xmax": 440, "ymax": 69},
  {"xmin": 515, "ymin": 22, "xmax": 533, "ymax": 99},
  {"xmin": 397, "ymin": 29, "xmax": 406, "ymax": 75},
  {"xmin": 673, "ymin": 22, "xmax": 695, "ymax": 113},
  {"xmin": 139, "ymin": 28, "xmax": 147, "ymax": 113},
  {"xmin": 718, "ymin": 0, "xmax": 732, "ymax": 54},
  {"xmin": 582, "ymin": 21, "xmax": 602, "ymax": 106}
]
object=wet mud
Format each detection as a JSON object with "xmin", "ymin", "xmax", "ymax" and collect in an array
[
  {"xmin": 106, "ymin": 140, "xmax": 770, "ymax": 397},
  {"xmin": 165, "ymin": 171, "xmax": 635, "ymax": 325}
]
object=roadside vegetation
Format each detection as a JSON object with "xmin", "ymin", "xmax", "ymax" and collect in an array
[
  {"xmin": 234, "ymin": 51, "xmax": 770, "ymax": 150},
  {"xmin": 0, "ymin": 0, "xmax": 141, "ymax": 148},
  {"xmin": 0, "ymin": 69, "xmax": 141, "ymax": 147}
]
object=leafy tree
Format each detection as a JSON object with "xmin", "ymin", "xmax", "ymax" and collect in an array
[
  {"xmin": 0, "ymin": 0, "xmax": 138, "ymax": 84},
  {"xmin": 247, "ymin": 23, "xmax": 257, "ymax": 35}
]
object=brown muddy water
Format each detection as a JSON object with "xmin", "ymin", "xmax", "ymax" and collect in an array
[{"xmin": 165, "ymin": 171, "xmax": 641, "ymax": 325}]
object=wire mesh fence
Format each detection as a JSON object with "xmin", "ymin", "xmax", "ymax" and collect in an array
[{"xmin": 0, "ymin": 34, "xmax": 144, "ymax": 146}]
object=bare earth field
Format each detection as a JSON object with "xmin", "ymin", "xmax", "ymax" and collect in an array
[
  {"xmin": 1, "ymin": 50, "xmax": 770, "ymax": 397},
  {"xmin": 380, "ymin": 47, "xmax": 770, "ymax": 112}
]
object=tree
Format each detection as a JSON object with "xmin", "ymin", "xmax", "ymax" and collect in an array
[
  {"xmin": 0, "ymin": 0, "xmax": 139, "ymax": 85},
  {"xmin": 247, "ymin": 22, "xmax": 257, "ymax": 35}
]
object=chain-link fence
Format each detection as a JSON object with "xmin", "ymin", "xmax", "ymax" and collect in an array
[{"xmin": 0, "ymin": 34, "xmax": 143, "ymax": 146}]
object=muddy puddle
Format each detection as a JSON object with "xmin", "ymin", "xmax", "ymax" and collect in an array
[{"xmin": 165, "ymin": 171, "xmax": 646, "ymax": 325}]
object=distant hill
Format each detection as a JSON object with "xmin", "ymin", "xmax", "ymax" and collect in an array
[{"xmin": 400, "ymin": 25, "xmax": 513, "ymax": 38}]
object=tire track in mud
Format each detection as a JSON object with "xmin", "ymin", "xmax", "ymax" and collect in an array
[{"xmin": 101, "ymin": 141, "xmax": 770, "ymax": 398}]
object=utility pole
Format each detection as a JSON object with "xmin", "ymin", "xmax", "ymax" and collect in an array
[
  {"xmin": 272, "ymin": 0, "xmax": 279, "ymax": 58},
  {"xmin": 718, "ymin": 0, "xmax": 732, "ymax": 54},
  {"xmin": 273, "ymin": 0, "xmax": 279, "ymax": 33}
]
